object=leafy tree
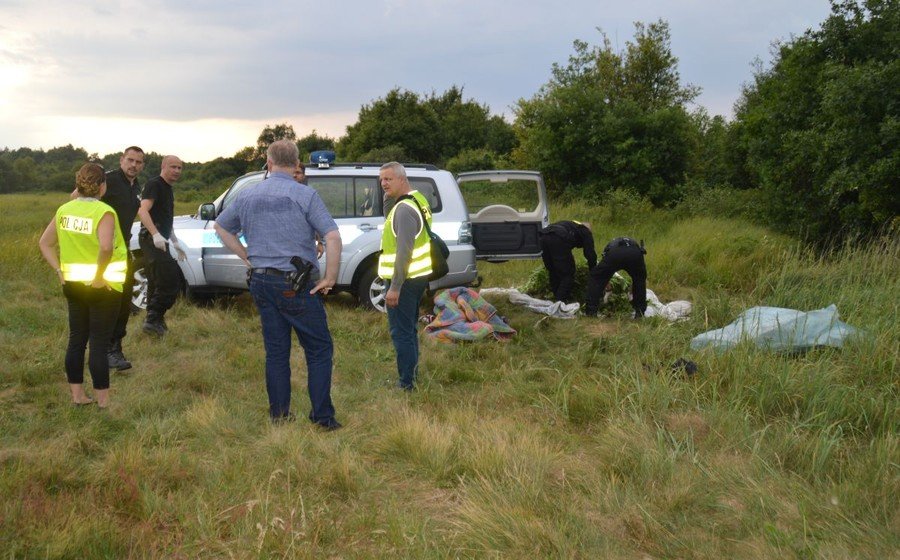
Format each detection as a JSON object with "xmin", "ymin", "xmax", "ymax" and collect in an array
[
  {"xmin": 359, "ymin": 145, "xmax": 409, "ymax": 163},
  {"xmin": 44, "ymin": 144, "xmax": 88, "ymax": 165},
  {"xmin": 12, "ymin": 157, "xmax": 38, "ymax": 190},
  {"xmin": 0, "ymin": 156, "xmax": 19, "ymax": 193},
  {"xmin": 689, "ymin": 112, "xmax": 755, "ymax": 189},
  {"xmin": 445, "ymin": 148, "xmax": 499, "ymax": 174},
  {"xmin": 424, "ymin": 86, "xmax": 517, "ymax": 162},
  {"xmin": 199, "ymin": 157, "xmax": 250, "ymax": 185},
  {"xmin": 734, "ymin": 0, "xmax": 899, "ymax": 241},
  {"xmin": 338, "ymin": 89, "xmax": 442, "ymax": 163},
  {"xmin": 514, "ymin": 20, "xmax": 700, "ymax": 206},
  {"xmin": 253, "ymin": 123, "xmax": 297, "ymax": 165},
  {"xmin": 337, "ymin": 86, "xmax": 515, "ymax": 165},
  {"xmin": 296, "ymin": 130, "xmax": 336, "ymax": 163}
]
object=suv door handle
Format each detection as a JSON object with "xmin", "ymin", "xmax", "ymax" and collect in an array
[{"xmin": 358, "ymin": 223, "xmax": 377, "ymax": 232}]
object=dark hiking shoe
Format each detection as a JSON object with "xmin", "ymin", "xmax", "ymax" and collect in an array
[
  {"xmin": 315, "ymin": 419, "xmax": 343, "ymax": 432},
  {"xmin": 142, "ymin": 320, "xmax": 166, "ymax": 336},
  {"xmin": 108, "ymin": 351, "xmax": 132, "ymax": 371}
]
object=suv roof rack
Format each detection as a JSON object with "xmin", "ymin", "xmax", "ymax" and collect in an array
[{"xmin": 319, "ymin": 162, "xmax": 439, "ymax": 171}]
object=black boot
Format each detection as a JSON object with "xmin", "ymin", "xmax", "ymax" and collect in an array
[
  {"xmin": 142, "ymin": 312, "xmax": 166, "ymax": 336},
  {"xmin": 107, "ymin": 338, "xmax": 132, "ymax": 371}
]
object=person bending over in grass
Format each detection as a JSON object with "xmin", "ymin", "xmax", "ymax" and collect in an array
[
  {"xmin": 39, "ymin": 163, "xmax": 129, "ymax": 408},
  {"xmin": 538, "ymin": 220, "xmax": 597, "ymax": 303},
  {"xmin": 584, "ymin": 237, "xmax": 648, "ymax": 318}
]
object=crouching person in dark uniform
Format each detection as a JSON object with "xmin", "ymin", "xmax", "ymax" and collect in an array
[
  {"xmin": 214, "ymin": 140, "xmax": 343, "ymax": 430},
  {"xmin": 584, "ymin": 237, "xmax": 648, "ymax": 318},
  {"xmin": 539, "ymin": 220, "xmax": 597, "ymax": 303}
]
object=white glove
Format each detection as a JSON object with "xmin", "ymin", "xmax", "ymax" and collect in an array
[
  {"xmin": 152, "ymin": 232, "xmax": 167, "ymax": 251},
  {"xmin": 171, "ymin": 238, "xmax": 187, "ymax": 261}
]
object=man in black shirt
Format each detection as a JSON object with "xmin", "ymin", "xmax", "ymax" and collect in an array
[
  {"xmin": 539, "ymin": 220, "xmax": 597, "ymax": 303},
  {"xmin": 102, "ymin": 146, "xmax": 145, "ymax": 369},
  {"xmin": 137, "ymin": 155, "xmax": 186, "ymax": 336},
  {"xmin": 584, "ymin": 237, "xmax": 648, "ymax": 318}
]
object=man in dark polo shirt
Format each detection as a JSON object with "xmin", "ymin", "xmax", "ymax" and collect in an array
[
  {"xmin": 137, "ymin": 155, "xmax": 186, "ymax": 336},
  {"xmin": 102, "ymin": 146, "xmax": 145, "ymax": 370}
]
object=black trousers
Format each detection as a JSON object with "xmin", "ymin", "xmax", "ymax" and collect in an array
[
  {"xmin": 63, "ymin": 282, "xmax": 120, "ymax": 389},
  {"xmin": 540, "ymin": 232, "xmax": 577, "ymax": 302},
  {"xmin": 138, "ymin": 231, "xmax": 180, "ymax": 319},
  {"xmin": 585, "ymin": 245, "xmax": 647, "ymax": 316},
  {"xmin": 110, "ymin": 254, "xmax": 134, "ymax": 344}
]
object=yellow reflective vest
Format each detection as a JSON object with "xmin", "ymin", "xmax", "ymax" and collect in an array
[
  {"xmin": 56, "ymin": 199, "xmax": 128, "ymax": 292},
  {"xmin": 378, "ymin": 190, "xmax": 433, "ymax": 280}
]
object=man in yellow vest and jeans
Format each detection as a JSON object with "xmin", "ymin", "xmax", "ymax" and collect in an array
[
  {"xmin": 39, "ymin": 163, "xmax": 128, "ymax": 408},
  {"xmin": 378, "ymin": 162, "xmax": 433, "ymax": 391}
]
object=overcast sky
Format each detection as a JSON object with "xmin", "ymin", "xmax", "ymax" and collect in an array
[{"xmin": 0, "ymin": 0, "xmax": 832, "ymax": 163}]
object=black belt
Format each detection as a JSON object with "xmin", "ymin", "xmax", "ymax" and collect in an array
[{"xmin": 252, "ymin": 268, "xmax": 290, "ymax": 277}]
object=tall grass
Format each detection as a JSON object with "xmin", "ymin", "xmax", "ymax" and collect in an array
[{"xmin": 1, "ymin": 193, "xmax": 897, "ymax": 558}]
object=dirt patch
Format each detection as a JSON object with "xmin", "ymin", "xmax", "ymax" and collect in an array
[{"xmin": 664, "ymin": 412, "xmax": 710, "ymax": 442}]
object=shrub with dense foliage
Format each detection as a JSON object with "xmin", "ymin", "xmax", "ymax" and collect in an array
[
  {"xmin": 733, "ymin": 0, "xmax": 899, "ymax": 241},
  {"xmin": 513, "ymin": 21, "xmax": 700, "ymax": 207},
  {"xmin": 337, "ymin": 86, "xmax": 516, "ymax": 166}
]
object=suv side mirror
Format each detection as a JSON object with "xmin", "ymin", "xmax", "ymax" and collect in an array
[{"xmin": 198, "ymin": 203, "xmax": 216, "ymax": 220}]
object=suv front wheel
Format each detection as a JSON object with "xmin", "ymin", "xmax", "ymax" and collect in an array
[
  {"xmin": 356, "ymin": 265, "xmax": 387, "ymax": 313},
  {"xmin": 131, "ymin": 266, "xmax": 149, "ymax": 313}
]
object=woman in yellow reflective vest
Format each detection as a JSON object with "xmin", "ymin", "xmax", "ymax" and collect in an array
[{"xmin": 39, "ymin": 163, "xmax": 127, "ymax": 408}]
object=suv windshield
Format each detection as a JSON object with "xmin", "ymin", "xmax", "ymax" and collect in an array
[{"xmin": 219, "ymin": 175, "xmax": 263, "ymax": 212}]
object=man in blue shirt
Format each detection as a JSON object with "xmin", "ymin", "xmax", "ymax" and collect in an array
[{"xmin": 214, "ymin": 140, "xmax": 343, "ymax": 429}]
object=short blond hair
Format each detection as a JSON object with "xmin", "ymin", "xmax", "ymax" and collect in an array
[{"xmin": 75, "ymin": 163, "xmax": 105, "ymax": 197}]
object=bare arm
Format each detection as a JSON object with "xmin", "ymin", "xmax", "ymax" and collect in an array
[
  {"xmin": 213, "ymin": 222, "xmax": 250, "ymax": 267},
  {"xmin": 38, "ymin": 220, "xmax": 64, "ymax": 285},
  {"xmin": 137, "ymin": 198, "xmax": 159, "ymax": 236},
  {"xmin": 310, "ymin": 229, "xmax": 342, "ymax": 295}
]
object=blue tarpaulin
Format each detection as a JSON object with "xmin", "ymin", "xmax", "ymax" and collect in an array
[{"xmin": 690, "ymin": 304, "xmax": 862, "ymax": 353}]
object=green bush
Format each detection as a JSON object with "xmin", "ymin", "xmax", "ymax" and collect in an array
[{"xmin": 521, "ymin": 263, "xmax": 634, "ymax": 314}]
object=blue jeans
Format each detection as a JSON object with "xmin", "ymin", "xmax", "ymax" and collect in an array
[
  {"xmin": 386, "ymin": 276, "xmax": 428, "ymax": 389},
  {"xmin": 249, "ymin": 272, "xmax": 336, "ymax": 423}
]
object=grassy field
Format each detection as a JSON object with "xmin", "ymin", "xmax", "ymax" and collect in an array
[{"xmin": 1, "ymin": 192, "xmax": 897, "ymax": 559}]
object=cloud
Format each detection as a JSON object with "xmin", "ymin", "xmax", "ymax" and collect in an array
[{"xmin": 0, "ymin": 0, "xmax": 833, "ymax": 161}]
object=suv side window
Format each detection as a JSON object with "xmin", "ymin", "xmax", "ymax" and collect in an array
[
  {"xmin": 409, "ymin": 178, "xmax": 442, "ymax": 214},
  {"xmin": 309, "ymin": 176, "xmax": 382, "ymax": 218}
]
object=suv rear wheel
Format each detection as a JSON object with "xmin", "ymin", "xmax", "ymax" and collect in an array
[{"xmin": 356, "ymin": 265, "xmax": 387, "ymax": 313}]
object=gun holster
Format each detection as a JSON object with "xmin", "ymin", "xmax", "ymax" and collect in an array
[{"xmin": 287, "ymin": 256, "xmax": 314, "ymax": 291}]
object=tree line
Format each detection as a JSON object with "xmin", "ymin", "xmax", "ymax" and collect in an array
[{"xmin": 1, "ymin": 0, "xmax": 895, "ymax": 244}]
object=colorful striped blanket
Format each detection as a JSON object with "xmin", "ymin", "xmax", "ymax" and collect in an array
[{"xmin": 424, "ymin": 287, "xmax": 516, "ymax": 343}]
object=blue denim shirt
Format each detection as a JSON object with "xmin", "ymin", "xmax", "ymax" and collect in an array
[{"xmin": 215, "ymin": 171, "xmax": 338, "ymax": 271}]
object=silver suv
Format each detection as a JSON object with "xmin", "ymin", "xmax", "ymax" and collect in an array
[{"xmin": 130, "ymin": 163, "xmax": 549, "ymax": 311}]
